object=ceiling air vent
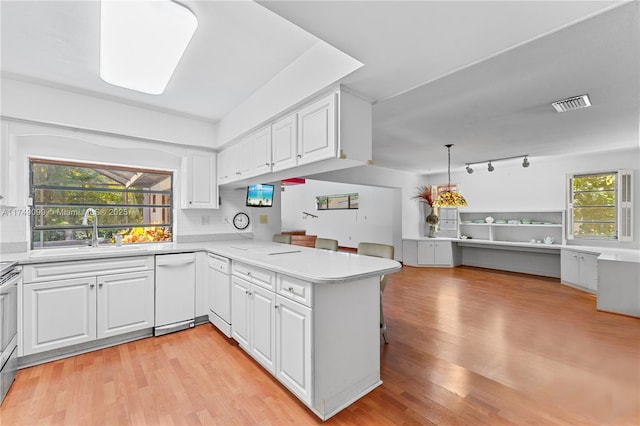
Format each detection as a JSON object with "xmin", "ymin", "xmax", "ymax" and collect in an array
[{"xmin": 552, "ymin": 94, "xmax": 591, "ymax": 113}]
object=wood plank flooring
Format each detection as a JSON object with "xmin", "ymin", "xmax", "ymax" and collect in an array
[{"xmin": 1, "ymin": 266, "xmax": 639, "ymax": 425}]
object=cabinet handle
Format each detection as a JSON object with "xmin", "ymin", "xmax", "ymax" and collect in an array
[
  {"xmin": 287, "ymin": 286, "xmax": 294, "ymax": 292},
  {"xmin": 274, "ymin": 305, "xmax": 279, "ymax": 310},
  {"xmin": 236, "ymin": 171, "xmax": 241, "ymax": 175},
  {"xmin": 579, "ymin": 256, "xmax": 584, "ymax": 260},
  {"xmin": 265, "ymin": 162, "xmax": 270, "ymax": 166},
  {"xmin": 99, "ymin": 282, "xmax": 103, "ymax": 287},
  {"xmin": 90, "ymin": 283, "xmax": 95, "ymax": 288},
  {"xmin": 271, "ymin": 163, "xmax": 275, "ymax": 167},
  {"xmin": 189, "ymin": 201, "xmax": 192, "ymax": 204},
  {"xmin": 297, "ymin": 154, "xmax": 302, "ymax": 159}
]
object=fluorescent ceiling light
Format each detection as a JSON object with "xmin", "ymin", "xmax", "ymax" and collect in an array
[{"xmin": 100, "ymin": 0, "xmax": 198, "ymax": 95}]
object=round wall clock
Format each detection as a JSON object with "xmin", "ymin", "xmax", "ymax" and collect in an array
[{"xmin": 232, "ymin": 212, "xmax": 250, "ymax": 230}]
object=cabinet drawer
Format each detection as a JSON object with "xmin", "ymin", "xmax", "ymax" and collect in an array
[
  {"xmin": 208, "ymin": 254, "xmax": 230, "ymax": 273},
  {"xmin": 232, "ymin": 262, "xmax": 275, "ymax": 291},
  {"xmin": 277, "ymin": 275, "xmax": 312, "ymax": 307},
  {"xmin": 24, "ymin": 256, "xmax": 154, "ymax": 283}
]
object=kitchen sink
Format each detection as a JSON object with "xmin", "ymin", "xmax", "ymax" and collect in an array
[{"xmin": 29, "ymin": 245, "xmax": 148, "ymax": 258}]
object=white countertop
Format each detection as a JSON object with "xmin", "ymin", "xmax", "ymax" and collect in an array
[
  {"xmin": 1, "ymin": 240, "xmax": 402, "ymax": 284},
  {"xmin": 403, "ymin": 237, "xmax": 640, "ymax": 263}
]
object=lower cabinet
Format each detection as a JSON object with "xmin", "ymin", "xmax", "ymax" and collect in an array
[
  {"xmin": 275, "ymin": 294, "xmax": 312, "ymax": 404},
  {"xmin": 23, "ymin": 258, "xmax": 155, "ymax": 356},
  {"xmin": 402, "ymin": 239, "xmax": 459, "ymax": 267},
  {"xmin": 231, "ymin": 271, "xmax": 313, "ymax": 405},
  {"xmin": 560, "ymin": 249, "xmax": 598, "ymax": 292}
]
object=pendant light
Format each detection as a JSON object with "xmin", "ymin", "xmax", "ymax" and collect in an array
[{"xmin": 433, "ymin": 144, "xmax": 467, "ymax": 207}]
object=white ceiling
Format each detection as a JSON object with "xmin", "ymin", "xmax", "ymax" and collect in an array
[{"xmin": 1, "ymin": 1, "xmax": 638, "ymax": 175}]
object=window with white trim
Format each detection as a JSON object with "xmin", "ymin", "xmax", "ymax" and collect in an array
[
  {"xmin": 30, "ymin": 158, "xmax": 173, "ymax": 248},
  {"xmin": 567, "ymin": 170, "xmax": 633, "ymax": 241}
]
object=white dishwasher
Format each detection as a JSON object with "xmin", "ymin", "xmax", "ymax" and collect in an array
[{"xmin": 155, "ymin": 253, "xmax": 196, "ymax": 336}]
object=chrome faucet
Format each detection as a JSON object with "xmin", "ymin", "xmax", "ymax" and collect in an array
[{"xmin": 82, "ymin": 208, "xmax": 99, "ymax": 247}]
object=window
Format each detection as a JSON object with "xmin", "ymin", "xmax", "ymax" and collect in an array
[
  {"xmin": 567, "ymin": 170, "xmax": 633, "ymax": 241},
  {"xmin": 316, "ymin": 193, "xmax": 359, "ymax": 210},
  {"xmin": 30, "ymin": 159, "xmax": 173, "ymax": 248}
]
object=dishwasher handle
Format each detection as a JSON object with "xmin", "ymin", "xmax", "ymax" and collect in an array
[{"xmin": 157, "ymin": 260, "xmax": 195, "ymax": 268}]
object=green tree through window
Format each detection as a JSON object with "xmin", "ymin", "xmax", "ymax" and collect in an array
[
  {"xmin": 570, "ymin": 172, "xmax": 616, "ymax": 239},
  {"xmin": 30, "ymin": 159, "xmax": 173, "ymax": 248}
]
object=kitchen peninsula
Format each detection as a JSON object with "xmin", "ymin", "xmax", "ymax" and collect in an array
[{"xmin": 8, "ymin": 240, "xmax": 402, "ymax": 421}]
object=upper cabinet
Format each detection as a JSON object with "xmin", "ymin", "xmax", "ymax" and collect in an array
[
  {"xmin": 271, "ymin": 113, "xmax": 298, "ymax": 173},
  {"xmin": 217, "ymin": 88, "xmax": 372, "ymax": 185},
  {"xmin": 182, "ymin": 150, "xmax": 218, "ymax": 209},
  {"xmin": 0, "ymin": 121, "xmax": 16, "ymax": 207},
  {"xmin": 297, "ymin": 93, "xmax": 337, "ymax": 166}
]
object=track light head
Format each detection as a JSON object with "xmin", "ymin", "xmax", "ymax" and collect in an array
[
  {"xmin": 488, "ymin": 162, "xmax": 494, "ymax": 172},
  {"xmin": 466, "ymin": 165, "xmax": 474, "ymax": 174},
  {"xmin": 522, "ymin": 157, "xmax": 530, "ymax": 168}
]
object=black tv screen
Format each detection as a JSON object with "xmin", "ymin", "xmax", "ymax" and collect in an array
[{"xmin": 246, "ymin": 184, "xmax": 274, "ymax": 207}]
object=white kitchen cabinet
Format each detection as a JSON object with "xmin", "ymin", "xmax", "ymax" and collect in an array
[
  {"xmin": 22, "ymin": 256, "xmax": 155, "ymax": 356},
  {"xmin": 0, "ymin": 120, "xmax": 14, "ymax": 206},
  {"xmin": 231, "ymin": 276, "xmax": 250, "ymax": 348},
  {"xmin": 297, "ymin": 92, "xmax": 337, "ymax": 166},
  {"xmin": 271, "ymin": 113, "xmax": 298, "ymax": 172},
  {"xmin": 418, "ymin": 241, "xmax": 454, "ymax": 266},
  {"xmin": 216, "ymin": 88, "xmax": 371, "ymax": 187},
  {"xmin": 216, "ymin": 148, "xmax": 231, "ymax": 185},
  {"xmin": 276, "ymin": 294, "xmax": 312, "ymax": 405},
  {"xmin": 561, "ymin": 249, "xmax": 598, "ymax": 293},
  {"xmin": 250, "ymin": 284, "xmax": 277, "ymax": 374},
  {"xmin": 402, "ymin": 240, "xmax": 458, "ymax": 267},
  {"xmin": 23, "ymin": 276, "xmax": 97, "ymax": 355},
  {"xmin": 97, "ymin": 271, "xmax": 155, "ymax": 339},
  {"xmin": 250, "ymin": 126, "xmax": 273, "ymax": 177},
  {"xmin": 182, "ymin": 149, "xmax": 218, "ymax": 209}
]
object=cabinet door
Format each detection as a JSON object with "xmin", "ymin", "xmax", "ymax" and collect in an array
[
  {"xmin": 433, "ymin": 242, "xmax": 453, "ymax": 265},
  {"xmin": 216, "ymin": 149, "xmax": 230, "ymax": 184},
  {"xmin": 231, "ymin": 276, "xmax": 250, "ymax": 349},
  {"xmin": 276, "ymin": 295, "xmax": 312, "ymax": 405},
  {"xmin": 271, "ymin": 113, "xmax": 298, "ymax": 172},
  {"xmin": 183, "ymin": 151, "xmax": 217, "ymax": 209},
  {"xmin": 250, "ymin": 126, "xmax": 272, "ymax": 177},
  {"xmin": 297, "ymin": 93, "xmax": 337, "ymax": 165},
  {"xmin": 23, "ymin": 277, "xmax": 97, "ymax": 355},
  {"xmin": 579, "ymin": 253, "xmax": 598, "ymax": 291},
  {"xmin": 560, "ymin": 250, "xmax": 580, "ymax": 285},
  {"xmin": 96, "ymin": 271, "xmax": 155, "ymax": 339},
  {"xmin": 417, "ymin": 241, "xmax": 435, "ymax": 265},
  {"xmin": 251, "ymin": 284, "xmax": 277, "ymax": 374},
  {"xmin": 235, "ymin": 138, "xmax": 253, "ymax": 179}
]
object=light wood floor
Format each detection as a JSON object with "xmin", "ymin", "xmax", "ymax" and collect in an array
[{"xmin": 1, "ymin": 266, "xmax": 639, "ymax": 425}]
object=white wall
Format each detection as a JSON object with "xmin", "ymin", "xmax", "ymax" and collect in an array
[
  {"xmin": 0, "ymin": 120, "xmax": 227, "ymax": 250},
  {"xmin": 1, "ymin": 78, "xmax": 217, "ymax": 147},
  {"xmin": 281, "ymin": 180, "xmax": 396, "ymax": 249},
  {"xmin": 426, "ymin": 147, "xmax": 640, "ymax": 249}
]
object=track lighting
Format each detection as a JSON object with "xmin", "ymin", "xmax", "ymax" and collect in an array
[{"xmin": 465, "ymin": 155, "xmax": 530, "ymax": 173}]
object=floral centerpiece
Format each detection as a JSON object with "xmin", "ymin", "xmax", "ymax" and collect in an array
[{"xmin": 412, "ymin": 185, "xmax": 439, "ymax": 238}]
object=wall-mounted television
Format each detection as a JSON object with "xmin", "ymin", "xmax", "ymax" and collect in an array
[{"xmin": 246, "ymin": 184, "xmax": 274, "ymax": 207}]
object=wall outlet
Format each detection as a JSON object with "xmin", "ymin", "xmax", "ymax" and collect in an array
[
  {"xmin": 260, "ymin": 214, "xmax": 268, "ymax": 224},
  {"xmin": 201, "ymin": 215, "xmax": 210, "ymax": 225}
]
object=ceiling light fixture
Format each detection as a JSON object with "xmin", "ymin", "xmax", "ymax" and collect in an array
[
  {"xmin": 551, "ymin": 94, "xmax": 591, "ymax": 113},
  {"xmin": 466, "ymin": 155, "xmax": 531, "ymax": 173},
  {"xmin": 100, "ymin": 0, "xmax": 198, "ymax": 95},
  {"xmin": 433, "ymin": 144, "xmax": 467, "ymax": 208}
]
